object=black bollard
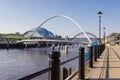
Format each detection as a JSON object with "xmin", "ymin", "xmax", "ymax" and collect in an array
[
  {"xmin": 52, "ymin": 46, "xmax": 55, "ymax": 51},
  {"xmin": 94, "ymin": 46, "xmax": 97, "ymax": 62},
  {"xmin": 89, "ymin": 46, "xmax": 93, "ymax": 68},
  {"xmin": 79, "ymin": 47, "xmax": 85, "ymax": 80},
  {"xmin": 49, "ymin": 51, "xmax": 60, "ymax": 80}
]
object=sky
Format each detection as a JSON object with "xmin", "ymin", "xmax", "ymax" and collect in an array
[{"xmin": 0, "ymin": 0, "xmax": 120, "ymax": 38}]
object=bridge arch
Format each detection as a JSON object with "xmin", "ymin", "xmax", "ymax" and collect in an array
[
  {"xmin": 70, "ymin": 32, "xmax": 98, "ymax": 42},
  {"xmin": 28, "ymin": 15, "xmax": 92, "ymax": 43}
]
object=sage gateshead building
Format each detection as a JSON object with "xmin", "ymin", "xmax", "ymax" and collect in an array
[{"xmin": 23, "ymin": 27, "xmax": 54, "ymax": 39}]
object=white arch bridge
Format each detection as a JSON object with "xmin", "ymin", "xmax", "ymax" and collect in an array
[{"xmin": 17, "ymin": 15, "xmax": 98, "ymax": 45}]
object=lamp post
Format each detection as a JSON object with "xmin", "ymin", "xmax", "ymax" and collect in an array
[
  {"xmin": 103, "ymin": 27, "xmax": 106, "ymax": 44},
  {"xmin": 97, "ymin": 11, "xmax": 103, "ymax": 44}
]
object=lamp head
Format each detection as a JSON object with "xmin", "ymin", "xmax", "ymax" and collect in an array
[{"xmin": 97, "ymin": 11, "xmax": 103, "ymax": 16}]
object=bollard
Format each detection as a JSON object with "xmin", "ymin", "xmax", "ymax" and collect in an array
[
  {"xmin": 65, "ymin": 45, "xmax": 68, "ymax": 55},
  {"xmin": 49, "ymin": 51, "xmax": 60, "ymax": 80},
  {"xmin": 89, "ymin": 46, "xmax": 93, "ymax": 68},
  {"xmin": 25, "ymin": 44, "xmax": 27, "ymax": 48},
  {"xmin": 60, "ymin": 44, "xmax": 63, "ymax": 50},
  {"xmin": 51, "ymin": 44, "xmax": 55, "ymax": 51},
  {"xmin": 7, "ymin": 43, "xmax": 9, "ymax": 50},
  {"xmin": 79, "ymin": 47, "xmax": 85, "ymax": 80},
  {"xmin": 52, "ymin": 46, "xmax": 55, "ymax": 51},
  {"xmin": 94, "ymin": 46, "xmax": 97, "ymax": 62},
  {"xmin": 6, "ymin": 39, "xmax": 9, "ymax": 49},
  {"xmin": 57, "ymin": 45, "xmax": 60, "ymax": 51}
]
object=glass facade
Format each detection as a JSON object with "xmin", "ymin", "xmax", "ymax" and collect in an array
[{"xmin": 23, "ymin": 27, "xmax": 54, "ymax": 38}]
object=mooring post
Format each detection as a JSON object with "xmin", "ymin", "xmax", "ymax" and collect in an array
[
  {"xmin": 79, "ymin": 47, "xmax": 85, "ymax": 80},
  {"xmin": 52, "ymin": 45, "xmax": 55, "ymax": 51},
  {"xmin": 89, "ymin": 46, "xmax": 93, "ymax": 68},
  {"xmin": 65, "ymin": 45, "xmax": 68, "ymax": 55},
  {"xmin": 7, "ymin": 39, "xmax": 9, "ymax": 49},
  {"xmin": 57, "ymin": 44, "xmax": 60, "ymax": 51},
  {"xmin": 49, "ymin": 51, "xmax": 60, "ymax": 80}
]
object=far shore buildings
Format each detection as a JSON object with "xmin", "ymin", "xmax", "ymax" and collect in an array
[
  {"xmin": 23, "ymin": 27, "xmax": 54, "ymax": 39},
  {"xmin": 107, "ymin": 33, "xmax": 120, "ymax": 45},
  {"xmin": 23, "ymin": 27, "xmax": 62, "ymax": 39}
]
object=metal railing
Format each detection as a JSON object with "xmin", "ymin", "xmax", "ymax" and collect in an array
[
  {"xmin": 18, "ymin": 44, "xmax": 105, "ymax": 80},
  {"xmin": 19, "ymin": 67, "xmax": 51, "ymax": 80},
  {"xmin": 18, "ymin": 47, "xmax": 85, "ymax": 80}
]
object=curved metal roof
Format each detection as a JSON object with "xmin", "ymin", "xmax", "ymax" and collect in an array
[{"xmin": 23, "ymin": 27, "xmax": 54, "ymax": 38}]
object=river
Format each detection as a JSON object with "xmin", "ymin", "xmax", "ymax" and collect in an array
[{"xmin": 0, "ymin": 45, "xmax": 88, "ymax": 80}]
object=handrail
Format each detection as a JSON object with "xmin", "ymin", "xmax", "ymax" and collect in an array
[
  {"xmin": 18, "ymin": 55, "xmax": 80, "ymax": 80},
  {"xmin": 60, "ymin": 55, "xmax": 79, "ymax": 65},
  {"xmin": 65, "ymin": 69, "xmax": 79, "ymax": 80},
  {"xmin": 18, "ymin": 44, "xmax": 105, "ymax": 80},
  {"xmin": 18, "ymin": 67, "xmax": 52, "ymax": 80}
]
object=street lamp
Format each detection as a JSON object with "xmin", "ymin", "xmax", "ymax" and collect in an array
[
  {"xmin": 97, "ymin": 11, "xmax": 103, "ymax": 44},
  {"xmin": 103, "ymin": 27, "xmax": 106, "ymax": 44}
]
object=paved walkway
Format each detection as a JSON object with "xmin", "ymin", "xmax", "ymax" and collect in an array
[{"xmin": 85, "ymin": 46, "xmax": 120, "ymax": 80}]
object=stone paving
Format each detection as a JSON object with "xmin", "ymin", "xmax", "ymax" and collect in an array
[{"xmin": 72, "ymin": 46, "xmax": 120, "ymax": 80}]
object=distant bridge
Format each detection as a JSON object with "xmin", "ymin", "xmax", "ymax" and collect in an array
[
  {"xmin": 17, "ymin": 32, "xmax": 98, "ymax": 45},
  {"xmin": 17, "ymin": 39, "xmax": 75, "ymax": 45},
  {"xmin": 70, "ymin": 32, "xmax": 99, "ymax": 43}
]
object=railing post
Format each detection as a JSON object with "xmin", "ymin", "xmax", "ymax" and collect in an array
[
  {"xmin": 79, "ymin": 47, "xmax": 85, "ymax": 80},
  {"xmin": 62, "ymin": 67, "xmax": 72, "ymax": 80},
  {"xmin": 102, "ymin": 44, "xmax": 105, "ymax": 53},
  {"xmin": 97, "ymin": 45, "xmax": 99, "ymax": 58},
  {"xmin": 49, "ymin": 51, "xmax": 60, "ymax": 80},
  {"xmin": 94, "ymin": 46, "xmax": 97, "ymax": 62},
  {"xmin": 100, "ymin": 45, "xmax": 102, "ymax": 55},
  {"xmin": 89, "ymin": 46, "xmax": 93, "ymax": 68},
  {"xmin": 100, "ymin": 45, "xmax": 101, "ymax": 54}
]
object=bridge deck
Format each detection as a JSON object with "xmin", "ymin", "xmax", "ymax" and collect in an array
[{"xmin": 72, "ymin": 46, "xmax": 120, "ymax": 80}]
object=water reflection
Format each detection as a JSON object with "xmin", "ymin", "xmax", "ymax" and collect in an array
[{"xmin": 0, "ymin": 48, "xmax": 51, "ymax": 80}]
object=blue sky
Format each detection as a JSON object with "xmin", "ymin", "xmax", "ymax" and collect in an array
[{"xmin": 0, "ymin": 0, "xmax": 120, "ymax": 38}]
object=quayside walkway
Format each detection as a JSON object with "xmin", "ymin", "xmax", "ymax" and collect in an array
[
  {"xmin": 79, "ymin": 46, "xmax": 120, "ymax": 80},
  {"xmin": 19, "ymin": 45, "xmax": 120, "ymax": 80}
]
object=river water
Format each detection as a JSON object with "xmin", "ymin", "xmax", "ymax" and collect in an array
[{"xmin": 0, "ymin": 45, "xmax": 88, "ymax": 80}]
